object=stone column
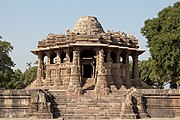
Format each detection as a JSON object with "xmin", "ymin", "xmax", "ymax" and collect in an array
[
  {"xmin": 106, "ymin": 49, "xmax": 112, "ymax": 88},
  {"xmin": 64, "ymin": 48, "xmax": 71, "ymax": 89},
  {"xmin": 133, "ymin": 51, "xmax": 141, "ymax": 87},
  {"xmin": 36, "ymin": 52, "xmax": 43, "ymax": 86},
  {"xmin": 52, "ymin": 50, "xmax": 62, "ymax": 89},
  {"xmin": 45, "ymin": 51, "xmax": 50, "ymax": 79},
  {"xmin": 46, "ymin": 51, "xmax": 51, "ymax": 65},
  {"xmin": 116, "ymin": 50, "xmax": 123, "ymax": 88},
  {"xmin": 55, "ymin": 50, "xmax": 61, "ymax": 81},
  {"xmin": 95, "ymin": 49, "xmax": 109, "ymax": 95},
  {"xmin": 107, "ymin": 49, "xmax": 112, "ymax": 62},
  {"xmin": 64, "ymin": 48, "xmax": 70, "ymax": 63},
  {"xmin": 37, "ymin": 52, "xmax": 43, "ymax": 80},
  {"xmin": 116, "ymin": 50, "xmax": 120, "ymax": 63},
  {"xmin": 45, "ymin": 51, "xmax": 52, "ymax": 86},
  {"xmin": 55, "ymin": 50, "xmax": 61, "ymax": 64},
  {"xmin": 95, "ymin": 48, "xmax": 99, "ymax": 72},
  {"xmin": 123, "ymin": 50, "xmax": 132, "ymax": 88},
  {"xmin": 68, "ymin": 48, "xmax": 82, "ymax": 95}
]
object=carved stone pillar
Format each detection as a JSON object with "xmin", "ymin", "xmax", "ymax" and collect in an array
[
  {"xmin": 123, "ymin": 50, "xmax": 132, "ymax": 88},
  {"xmin": 95, "ymin": 49, "xmax": 109, "ymax": 95},
  {"xmin": 36, "ymin": 52, "xmax": 43, "ymax": 86},
  {"xmin": 116, "ymin": 50, "xmax": 120, "ymax": 63},
  {"xmin": 68, "ymin": 48, "xmax": 82, "ymax": 95},
  {"xmin": 45, "ymin": 51, "xmax": 52, "ymax": 86},
  {"xmin": 125, "ymin": 50, "xmax": 129, "ymax": 64},
  {"xmin": 115, "ymin": 50, "xmax": 123, "ymax": 88},
  {"xmin": 52, "ymin": 50, "xmax": 62, "ymax": 89},
  {"xmin": 64, "ymin": 48, "xmax": 71, "ymax": 89},
  {"xmin": 133, "ymin": 51, "xmax": 141, "ymax": 87},
  {"xmin": 95, "ymin": 48, "xmax": 99, "ymax": 72},
  {"xmin": 64, "ymin": 48, "xmax": 70, "ymax": 63},
  {"xmin": 46, "ymin": 51, "xmax": 51, "ymax": 65},
  {"xmin": 45, "ymin": 51, "xmax": 50, "ymax": 79},
  {"xmin": 37, "ymin": 52, "xmax": 43, "ymax": 80},
  {"xmin": 55, "ymin": 50, "xmax": 61, "ymax": 64},
  {"xmin": 107, "ymin": 49, "xmax": 112, "ymax": 62},
  {"xmin": 106, "ymin": 49, "xmax": 112, "ymax": 88}
]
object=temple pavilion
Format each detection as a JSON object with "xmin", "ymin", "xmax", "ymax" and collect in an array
[{"xmin": 29, "ymin": 16, "xmax": 147, "ymax": 95}]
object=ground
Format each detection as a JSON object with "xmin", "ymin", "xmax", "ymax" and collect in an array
[{"xmin": 0, "ymin": 118, "xmax": 179, "ymax": 120}]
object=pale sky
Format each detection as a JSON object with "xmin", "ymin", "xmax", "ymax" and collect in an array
[{"xmin": 0, "ymin": 0, "xmax": 178, "ymax": 71}]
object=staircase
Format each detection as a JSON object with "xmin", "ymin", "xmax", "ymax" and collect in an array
[
  {"xmin": 49, "ymin": 90, "xmax": 125, "ymax": 120},
  {"xmin": 48, "ymin": 87, "xmax": 150, "ymax": 119},
  {"xmin": 82, "ymin": 78, "xmax": 95, "ymax": 88},
  {"xmin": 82, "ymin": 78, "xmax": 96, "ymax": 95}
]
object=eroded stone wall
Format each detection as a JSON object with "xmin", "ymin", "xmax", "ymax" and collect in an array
[
  {"xmin": 0, "ymin": 90, "xmax": 32, "ymax": 118},
  {"xmin": 0, "ymin": 89, "xmax": 53, "ymax": 119},
  {"xmin": 0, "ymin": 89, "xmax": 180, "ymax": 119},
  {"xmin": 139, "ymin": 89, "xmax": 180, "ymax": 118}
]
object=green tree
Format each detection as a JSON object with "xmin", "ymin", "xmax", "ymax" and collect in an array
[
  {"xmin": 139, "ymin": 59, "xmax": 167, "ymax": 88},
  {"xmin": 9, "ymin": 69, "xmax": 23, "ymax": 89},
  {"xmin": 141, "ymin": 2, "xmax": 180, "ymax": 88},
  {"xmin": 0, "ymin": 36, "xmax": 15, "ymax": 89},
  {"xmin": 0, "ymin": 36, "xmax": 37, "ymax": 89},
  {"xmin": 15, "ymin": 63, "xmax": 37, "ymax": 89},
  {"xmin": 139, "ymin": 59, "xmax": 154, "ymax": 87}
]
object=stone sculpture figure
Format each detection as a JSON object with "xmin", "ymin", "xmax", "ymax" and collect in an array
[
  {"xmin": 28, "ymin": 90, "xmax": 53, "ymax": 119},
  {"xmin": 38, "ymin": 92, "xmax": 47, "ymax": 113},
  {"xmin": 29, "ymin": 92, "xmax": 39, "ymax": 113},
  {"xmin": 31, "ymin": 92, "xmax": 39, "ymax": 103}
]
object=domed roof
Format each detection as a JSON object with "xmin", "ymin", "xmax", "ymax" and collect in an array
[{"xmin": 73, "ymin": 16, "xmax": 104, "ymax": 34}]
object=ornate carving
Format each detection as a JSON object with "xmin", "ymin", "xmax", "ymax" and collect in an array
[
  {"xmin": 125, "ymin": 88, "xmax": 151, "ymax": 118},
  {"xmin": 29, "ymin": 90, "xmax": 53, "ymax": 119},
  {"xmin": 73, "ymin": 51, "xmax": 79, "ymax": 65},
  {"xmin": 99, "ymin": 66, "xmax": 106, "ymax": 74},
  {"xmin": 47, "ymin": 33, "xmax": 55, "ymax": 40},
  {"xmin": 46, "ymin": 69, "xmax": 51, "ymax": 78},
  {"xmin": 66, "ymin": 67, "xmax": 71, "ymax": 74},
  {"xmin": 99, "ymin": 49, "xmax": 104, "ymax": 66}
]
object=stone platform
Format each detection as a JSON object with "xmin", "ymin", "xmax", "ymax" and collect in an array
[{"xmin": 0, "ymin": 88, "xmax": 180, "ymax": 119}]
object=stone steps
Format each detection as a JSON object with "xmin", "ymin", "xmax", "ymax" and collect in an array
[
  {"xmin": 48, "ymin": 89, "xmax": 141, "ymax": 119},
  {"xmin": 82, "ymin": 78, "xmax": 95, "ymax": 91},
  {"xmin": 50, "ymin": 91, "xmax": 125, "ymax": 119}
]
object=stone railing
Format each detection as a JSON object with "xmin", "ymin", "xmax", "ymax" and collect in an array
[
  {"xmin": 0, "ymin": 89, "xmax": 53, "ymax": 119},
  {"xmin": 0, "ymin": 89, "xmax": 31, "ymax": 118},
  {"xmin": 139, "ymin": 89, "xmax": 180, "ymax": 118}
]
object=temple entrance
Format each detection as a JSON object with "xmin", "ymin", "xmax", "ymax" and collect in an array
[
  {"xmin": 80, "ymin": 49, "xmax": 96, "ymax": 90},
  {"xmin": 83, "ymin": 64, "xmax": 92, "ymax": 78}
]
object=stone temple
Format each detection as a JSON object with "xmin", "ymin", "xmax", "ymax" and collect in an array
[
  {"xmin": 0, "ymin": 16, "xmax": 180, "ymax": 119},
  {"xmin": 29, "ymin": 16, "xmax": 147, "ymax": 93}
]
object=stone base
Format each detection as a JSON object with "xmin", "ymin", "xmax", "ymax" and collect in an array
[
  {"xmin": 120, "ymin": 103, "xmax": 137, "ymax": 119},
  {"xmin": 94, "ymin": 86, "xmax": 109, "ymax": 96},
  {"xmin": 139, "ymin": 112, "xmax": 151, "ymax": 118},
  {"xmin": 67, "ymin": 86, "xmax": 82, "ymax": 96},
  {"xmin": 27, "ymin": 113, "xmax": 53, "ymax": 119}
]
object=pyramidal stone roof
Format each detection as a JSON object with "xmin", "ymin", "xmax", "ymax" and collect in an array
[{"xmin": 73, "ymin": 16, "xmax": 104, "ymax": 34}]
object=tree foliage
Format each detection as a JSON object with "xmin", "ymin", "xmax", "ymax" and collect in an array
[
  {"xmin": 0, "ymin": 36, "xmax": 15, "ymax": 89},
  {"xmin": 0, "ymin": 36, "xmax": 37, "ymax": 89},
  {"xmin": 15, "ymin": 65, "xmax": 37, "ymax": 89},
  {"xmin": 139, "ymin": 59, "xmax": 167, "ymax": 88},
  {"xmin": 141, "ymin": 2, "xmax": 180, "ymax": 88}
]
